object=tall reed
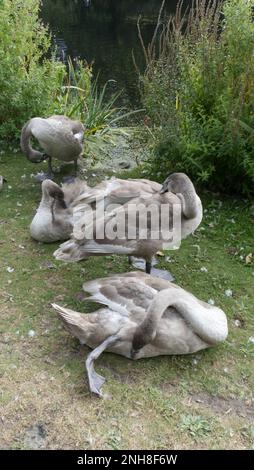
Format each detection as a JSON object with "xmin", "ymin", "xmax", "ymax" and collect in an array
[{"xmin": 139, "ymin": 0, "xmax": 254, "ymax": 195}]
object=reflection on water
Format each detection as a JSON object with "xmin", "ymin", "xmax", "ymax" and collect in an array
[{"xmin": 41, "ymin": 0, "xmax": 190, "ymax": 106}]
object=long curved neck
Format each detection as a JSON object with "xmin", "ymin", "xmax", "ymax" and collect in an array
[
  {"xmin": 177, "ymin": 181, "xmax": 198, "ymax": 219},
  {"xmin": 20, "ymin": 121, "xmax": 44, "ymax": 162},
  {"xmin": 133, "ymin": 288, "xmax": 181, "ymax": 348},
  {"xmin": 40, "ymin": 181, "xmax": 67, "ymax": 210},
  {"xmin": 133, "ymin": 288, "xmax": 228, "ymax": 349}
]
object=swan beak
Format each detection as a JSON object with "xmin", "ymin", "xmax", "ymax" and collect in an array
[{"xmin": 160, "ymin": 185, "xmax": 168, "ymax": 194}]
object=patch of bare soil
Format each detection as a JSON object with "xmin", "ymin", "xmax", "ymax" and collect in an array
[
  {"xmin": 101, "ymin": 362, "xmax": 138, "ymax": 385},
  {"xmin": 190, "ymin": 392, "xmax": 254, "ymax": 420},
  {"xmin": 23, "ymin": 424, "xmax": 47, "ymax": 449}
]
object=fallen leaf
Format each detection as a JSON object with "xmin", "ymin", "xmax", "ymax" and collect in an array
[
  {"xmin": 245, "ymin": 253, "xmax": 252, "ymax": 264},
  {"xmin": 224, "ymin": 289, "xmax": 233, "ymax": 297},
  {"xmin": 28, "ymin": 330, "xmax": 36, "ymax": 338},
  {"xmin": 156, "ymin": 251, "xmax": 164, "ymax": 257},
  {"xmin": 200, "ymin": 266, "xmax": 208, "ymax": 273},
  {"xmin": 6, "ymin": 266, "xmax": 14, "ymax": 273},
  {"xmin": 54, "ymin": 294, "xmax": 65, "ymax": 302}
]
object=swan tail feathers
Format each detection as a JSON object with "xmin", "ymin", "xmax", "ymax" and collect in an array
[
  {"xmin": 51, "ymin": 303, "xmax": 90, "ymax": 343},
  {"xmin": 51, "ymin": 303, "xmax": 84, "ymax": 325}
]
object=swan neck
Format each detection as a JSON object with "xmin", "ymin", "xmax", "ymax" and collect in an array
[
  {"xmin": 147, "ymin": 288, "xmax": 178, "ymax": 327},
  {"xmin": 20, "ymin": 121, "xmax": 43, "ymax": 162},
  {"xmin": 179, "ymin": 188, "xmax": 198, "ymax": 219},
  {"xmin": 133, "ymin": 288, "xmax": 179, "ymax": 349},
  {"xmin": 133, "ymin": 287, "xmax": 228, "ymax": 350},
  {"xmin": 165, "ymin": 174, "xmax": 199, "ymax": 219}
]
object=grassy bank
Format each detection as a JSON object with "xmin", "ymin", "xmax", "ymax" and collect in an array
[{"xmin": 0, "ymin": 153, "xmax": 254, "ymax": 449}]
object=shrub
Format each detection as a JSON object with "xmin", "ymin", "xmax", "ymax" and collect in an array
[
  {"xmin": 0, "ymin": 0, "xmax": 66, "ymax": 141},
  {"xmin": 140, "ymin": 0, "xmax": 254, "ymax": 195}
]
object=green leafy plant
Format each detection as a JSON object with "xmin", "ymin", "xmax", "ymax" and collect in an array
[
  {"xmin": 56, "ymin": 57, "xmax": 143, "ymax": 133},
  {"xmin": 0, "ymin": 0, "xmax": 65, "ymax": 141},
  {"xmin": 51, "ymin": 56, "xmax": 143, "ymax": 160},
  {"xmin": 49, "ymin": 57, "xmax": 92, "ymax": 120},
  {"xmin": 180, "ymin": 414, "xmax": 212, "ymax": 439},
  {"xmin": 139, "ymin": 0, "xmax": 254, "ymax": 195}
]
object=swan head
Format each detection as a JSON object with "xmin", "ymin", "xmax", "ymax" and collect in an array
[
  {"xmin": 160, "ymin": 172, "xmax": 194, "ymax": 194},
  {"xmin": 30, "ymin": 180, "xmax": 73, "ymax": 242},
  {"xmin": 41, "ymin": 179, "xmax": 67, "ymax": 209},
  {"xmin": 160, "ymin": 173, "xmax": 200, "ymax": 219},
  {"xmin": 28, "ymin": 149, "xmax": 47, "ymax": 163},
  {"xmin": 131, "ymin": 322, "xmax": 156, "ymax": 359}
]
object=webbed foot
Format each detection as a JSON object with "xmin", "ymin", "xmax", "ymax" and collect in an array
[
  {"xmin": 129, "ymin": 256, "xmax": 158, "ymax": 271},
  {"xmin": 86, "ymin": 357, "xmax": 105, "ymax": 397},
  {"xmin": 85, "ymin": 334, "xmax": 119, "ymax": 398},
  {"xmin": 62, "ymin": 176, "xmax": 76, "ymax": 184},
  {"xmin": 150, "ymin": 267, "xmax": 175, "ymax": 281},
  {"xmin": 128, "ymin": 256, "xmax": 174, "ymax": 281},
  {"xmin": 34, "ymin": 172, "xmax": 54, "ymax": 183}
]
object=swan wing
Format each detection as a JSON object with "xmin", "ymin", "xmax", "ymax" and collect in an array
[{"xmin": 82, "ymin": 276, "xmax": 157, "ymax": 321}]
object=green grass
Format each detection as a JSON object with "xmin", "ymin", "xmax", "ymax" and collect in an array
[{"xmin": 0, "ymin": 153, "xmax": 254, "ymax": 449}]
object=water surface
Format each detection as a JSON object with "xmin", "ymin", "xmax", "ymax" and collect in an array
[{"xmin": 41, "ymin": 0, "xmax": 190, "ymax": 106}]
